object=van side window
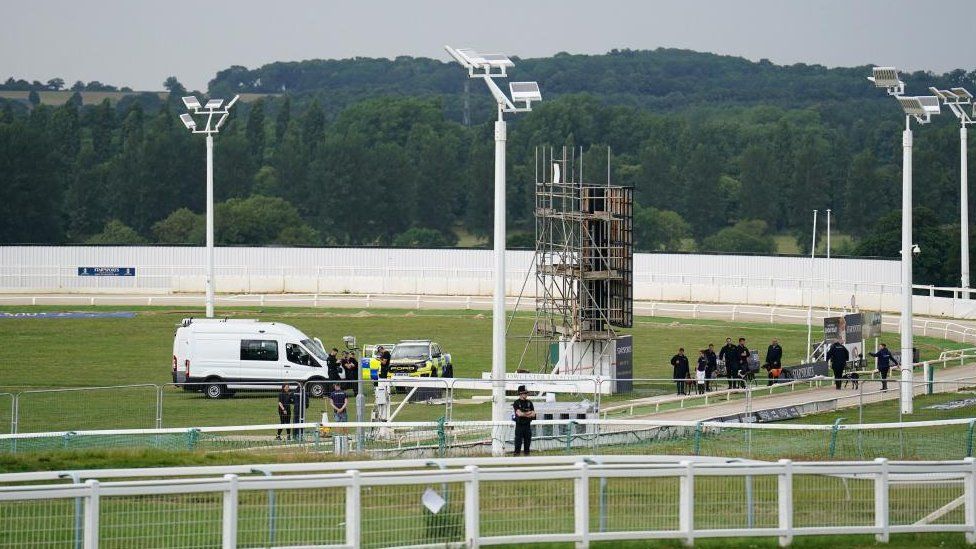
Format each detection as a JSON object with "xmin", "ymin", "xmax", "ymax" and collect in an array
[
  {"xmin": 240, "ymin": 339, "xmax": 278, "ymax": 361},
  {"xmin": 286, "ymin": 343, "xmax": 317, "ymax": 366}
]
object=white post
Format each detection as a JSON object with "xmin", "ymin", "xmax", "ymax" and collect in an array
[
  {"xmin": 807, "ymin": 210, "xmax": 818, "ymax": 363},
  {"xmin": 777, "ymin": 460, "xmax": 793, "ymax": 547},
  {"xmin": 874, "ymin": 458, "xmax": 889, "ymax": 542},
  {"xmin": 205, "ymin": 134, "xmax": 215, "ymax": 318},
  {"xmin": 965, "ymin": 457, "xmax": 976, "ymax": 544},
  {"xmin": 491, "ymin": 112, "xmax": 508, "ymax": 456},
  {"xmin": 679, "ymin": 460, "xmax": 695, "ymax": 546},
  {"xmin": 83, "ymin": 480, "xmax": 100, "ymax": 549},
  {"xmin": 575, "ymin": 462, "xmax": 590, "ymax": 548},
  {"xmin": 464, "ymin": 465, "xmax": 480, "ymax": 548},
  {"xmin": 346, "ymin": 470, "xmax": 361, "ymax": 547},
  {"xmin": 962, "ymin": 125, "xmax": 970, "ymax": 293},
  {"xmin": 222, "ymin": 474, "xmax": 238, "ymax": 549},
  {"xmin": 901, "ymin": 123, "xmax": 915, "ymax": 415},
  {"xmin": 826, "ymin": 209, "xmax": 832, "ymax": 316}
]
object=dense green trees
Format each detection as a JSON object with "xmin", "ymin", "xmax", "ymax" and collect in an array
[{"xmin": 1, "ymin": 49, "xmax": 975, "ymax": 288}]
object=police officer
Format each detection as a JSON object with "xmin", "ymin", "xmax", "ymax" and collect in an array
[
  {"xmin": 825, "ymin": 341, "xmax": 850, "ymax": 390},
  {"xmin": 327, "ymin": 347, "xmax": 342, "ymax": 383},
  {"xmin": 377, "ymin": 345, "xmax": 392, "ymax": 379},
  {"xmin": 341, "ymin": 351, "xmax": 359, "ymax": 395},
  {"xmin": 704, "ymin": 343, "xmax": 718, "ymax": 391},
  {"xmin": 670, "ymin": 348, "xmax": 690, "ymax": 395},
  {"xmin": 869, "ymin": 343, "xmax": 898, "ymax": 391},
  {"xmin": 736, "ymin": 338, "xmax": 751, "ymax": 388},
  {"xmin": 719, "ymin": 338, "xmax": 738, "ymax": 390},
  {"xmin": 512, "ymin": 385, "xmax": 536, "ymax": 456}
]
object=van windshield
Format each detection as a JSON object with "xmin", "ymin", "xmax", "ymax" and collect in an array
[{"xmin": 301, "ymin": 339, "xmax": 329, "ymax": 361}]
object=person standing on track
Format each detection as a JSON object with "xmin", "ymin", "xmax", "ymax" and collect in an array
[
  {"xmin": 377, "ymin": 345, "xmax": 392, "ymax": 379},
  {"xmin": 327, "ymin": 347, "xmax": 342, "ymax": 383},
  {"xmin": 826, "ymin": 341, "xmax": 850, "ymax": 390},
  {"xmin": 704, "ymin": 343, "xmax": 718, "ymax": 391},
  {"xmin": 276, "ymin": 384, "xmax": 293, "ymax": 441},
  {"xmin": 512, "ymin": 385, "xmax": 536, "ymax": 456},
  {"xmin": 736, "ymin": 338, "xmax": 751, "ymax": 388},
  {"xmin": 869, "ymin": 343, "xmax": 898, "ymax": 391},
  {"xmin": 671, "ymin": 348, "xmax": 690, "ymax": 395},
  {"xmin": 765, "ymin": 338, "xmax": 783, "ymax": 386},
  {"xmin": 719, "ymin": 338, "xmax": 738, "ymax": 390}
]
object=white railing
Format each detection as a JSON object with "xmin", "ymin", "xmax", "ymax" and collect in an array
[{"xmin": 1, "ymin": 455, "xmax": 975, "ymax": 547}]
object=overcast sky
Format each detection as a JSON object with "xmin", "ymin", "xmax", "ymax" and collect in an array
[{"xmin": 3, "ymin": 0, "xmax": 974, "ymax": 92}]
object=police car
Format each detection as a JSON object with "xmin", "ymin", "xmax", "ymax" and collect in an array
[{"xmin": 387, "ymin": 340, "xmax": 453, "ymax": 378}]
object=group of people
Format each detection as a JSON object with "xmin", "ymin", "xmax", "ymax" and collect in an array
[
  {"xmin": 670, "ymin": 338, "xmax": 784, "ymax": 395},
  {"xmin": 825, "ymin": 340, "xmax": 899, "ymax": 390},
  {"xmin": 324, "ymin": 346, "xmax": 392, "ymax": 395},
  {"xmin": 275, "ymin": 382, "xmax": 352, "ymax": 441}
]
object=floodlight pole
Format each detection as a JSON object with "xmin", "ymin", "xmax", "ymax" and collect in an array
[
  {"xmin": 180, "ymin": 95, "xmax": 237, "ymax": 319},
  {"xmin": 807, "ymin": 209, "xmax": 817, "ymax": 363},
  {"xmin": 205, "ymin": 134, "xmax": 215, "ymax": 318},
  {"xmin": 900, "ymin": 116, "xmax": 914, "ymax": 414},
  {"xmin": 492, "ymin": 105, "xmax": 507, "ymax": 454},
  {"xmin": 826, "ymin": 208, "xmax": 832, "ymax": 316},
  {"xmin": 961, "ymin": 124, "xmax": 970, "ymax": 294}
]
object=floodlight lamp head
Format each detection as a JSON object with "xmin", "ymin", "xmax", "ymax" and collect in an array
[
  {"xmin": 204, "ymin": 99, "xmax": 224, "ymax": 110},
  {"xmin": 898, "ymin": 96, "xmax": 940, "ymax": 123},
  {"xmin": 951, "ymin": 88, "xmax": 973, "ymax": 103},
  {"xmin": 509, "ymin": 81, "xmax": 541, "ymax": 109},
  {"xmin": 868, "ymin": 67, "xmax": 904, "ymax": 96},
  {"xmin": 182, "ymin": 96, "xmax": 202, "ymax": 111},
  {"xmin": 179, "ymin": 113, "xmax": 196, "ymax": 130},
  {"xmin": 449, "ymin": 47, "xmax": 513, "ymax": 77}
]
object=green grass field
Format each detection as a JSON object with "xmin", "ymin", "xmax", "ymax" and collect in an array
[{"xmin": 0, "ymin": 305, "xmax": 965, "ymax": 432}]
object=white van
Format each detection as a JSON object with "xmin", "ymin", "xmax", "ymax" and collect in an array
[{"xmin": 172, "ymin": 318, "xmax": 332, "ymax": 399}]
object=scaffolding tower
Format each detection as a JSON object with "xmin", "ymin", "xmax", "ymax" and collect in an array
[{"xmin": 531, "ymin": 146, "xmax": 633, "ymax": 375}]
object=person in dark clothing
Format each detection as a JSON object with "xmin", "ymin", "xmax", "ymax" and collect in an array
[
  {"xmin": 293, "ymin": 385, "xmax": 311, "ymax": 439},
  {"xmin": 825, "ymin": 342, "xmax": 850, "ymax": 390},
  {"xmin": 736, "ymin": 338, "xmax": 751, "ymax": 388},
  {"xmin": 719, "ymin": 338, "xmax": 738, "ymax": 390},
  {"xmin": 671, "ymin": 348, "xmax": 690, "ymax": 395},
  {"xmin": 328, "ymin": 383, "xmax": 348, "ymax": 422},
  {"xmin": 326, "ymin": 348, "xmax": 342, "ymax": 382},
  {"xmin": 512, "ymin": 385, "xmax": 536, "ymax": 456},
  {"xmin": 765, "ymin": 338, "xmax": 783, "ymax": 386},
  {"xmin": 276, "ymin": 384, "xmax": 293, "ymax": 440},
  {"xmin": 704, "ymin": 343, "xmax": 718, "ymax": 391},
  {"xmin": 377, "ymin": 346, "xmax": 392, "ymax": 379},
  {"xmin": 869, "ymin": 343, "xmax": 898, "ymax": 391},
  {"xmin": 341, "ymin": 351, "xmax": 359, "ymax": 395}
]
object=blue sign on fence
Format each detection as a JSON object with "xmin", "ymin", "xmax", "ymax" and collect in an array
[{"xmin": 77, "ymin": 267, "xmax": 135, "ymax": 277}]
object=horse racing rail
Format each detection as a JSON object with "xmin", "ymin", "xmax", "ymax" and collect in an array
[{"xmin": 1, "ymin": 455, "xmax": 976, "ymax": 548}]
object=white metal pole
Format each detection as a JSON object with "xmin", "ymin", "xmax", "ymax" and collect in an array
[
  {"xmin": 205, "ymin": 134, "xmax": 215, "ymax": 318},
  {"xmin": 901, "ymin": 121, "xmax": 914, "ymax": 414},
  {"xmin": 826, "ymin": 209, "xmax": 832, "ymax": 316},
  {"xmin": 962, "ymin": 125, "xmax": 970, "ymax": 293},
  {"xmin": 807, "ymin": 210, "xmax": 817, "ymax": 362},
  {"xmin": 491, "ymin": 111, "xmax": 507, "ymax": 456}
]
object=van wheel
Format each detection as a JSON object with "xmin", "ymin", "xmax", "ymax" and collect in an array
[
  {"xmin": 307, "ymin": 382, "xmax": 326, "ymax": 398},
  {"xmin": 204, "ymin": 381, "xmax": 225, "ymax": 399}
]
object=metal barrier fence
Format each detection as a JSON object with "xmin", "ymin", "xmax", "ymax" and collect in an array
[
  {"xmin": 6, "ymin": 416, "xmax": 976, "ymax": 462},
  {"xmin": 1, "ymin": 455, "xmax": 975, "ymax": 548},
  {"xmin": 4, "ymin": 363, "xmax": 976, "ymax": 435}
]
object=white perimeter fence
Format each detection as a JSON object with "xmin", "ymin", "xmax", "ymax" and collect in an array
[
  {"xmin": 2, "ymin": 454, "xmax": 976, "ymax": 548},
  {"xmin": 12, "ymin": 246, "xmax": 973, "ymax": 315}
]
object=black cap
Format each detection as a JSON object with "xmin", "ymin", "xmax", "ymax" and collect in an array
[{"xmin": 517, "ymin": 385, "xmax": 528, "ymax": 394}]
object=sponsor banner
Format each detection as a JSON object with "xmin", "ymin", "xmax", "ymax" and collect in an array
[
  {"xmin": 0, "ymin": 312, "xmax": 136, "ymax": 319},
  {"xmin": 77, "ymin": 267, "xmax": 135, "ymax": 276},
  {"xmin": 783, "ymin": 361, "xmax": 830, "ymax": 379},
  {"xmin": 712, "ymin": 405, "xmax": 802, "ymax": 424},
  {"xmin": 615, "ymin": 335, "xmax": 633, "ymax": 393},
  {"xmin": 824, "ymin": 313, "xmax": 863, "ymax": 346}
]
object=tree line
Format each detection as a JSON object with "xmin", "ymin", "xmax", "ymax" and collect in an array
[{"xmin": 1, "ymin": 48, "xmax": 975, "ymax": 287}]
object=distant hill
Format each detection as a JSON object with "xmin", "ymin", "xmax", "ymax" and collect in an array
[
  {"xmin": 0, "ymin": 90, "xmax": 271, "ymax": 107},
  {"xmin": 207, "ymin": 48, "xmax": 975, "ymax": 112}
]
